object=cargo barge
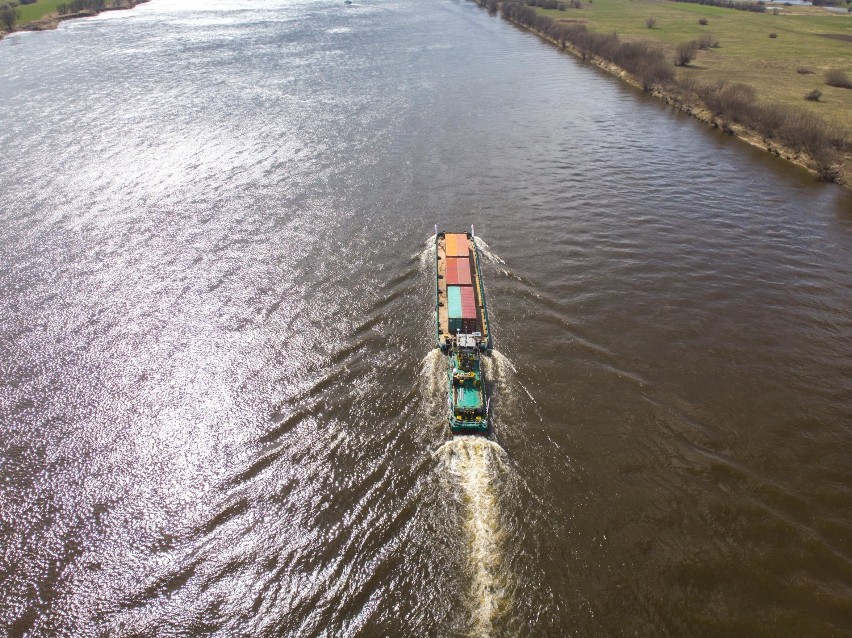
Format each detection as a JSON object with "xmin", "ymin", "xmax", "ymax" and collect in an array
[{"xmin": 435, "ymin": 227, "xmax": 492, "ymax": 434}]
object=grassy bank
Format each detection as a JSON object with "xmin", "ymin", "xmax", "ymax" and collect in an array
[
  {"xmin": 1, "ymin": 0, "xmax": 147, "ymax": 36},
  {"xmin": 16, "ymin": 0, "xmax": 68, "ymax": 24},
  {"xmin": 2, "ymin": 0, "xmax": 81, "ymax": 31},
  {"xmin": 538, "ymin": 0, "xmax": 852, "ymax": 132},
  {"xmin": 484, "ymin": 0, "xmax": 852, "ymax": 185}
]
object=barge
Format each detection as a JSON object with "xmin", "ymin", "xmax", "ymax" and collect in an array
[{"xmin": 435, "ymin": 227, "xmax": 492, "ymax": 434}]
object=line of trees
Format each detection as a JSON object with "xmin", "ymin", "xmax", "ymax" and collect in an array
[
  {"xmin": 57, "ymin": 0, "xmax": 107, "ymax": 14},
  {"xmin": 680, "ymin": 77, "xmax": 844, "ymax": 175},
  {"xmin": 57, "ymin": 0, "xmax": 136, "ymax": 14},
  {"xmin": 502, "ymin": 2, "xmax": 674, "ymax": 90},
  {"xmin": 671, "ymin": 0, "xmax": 767, "ymax": 13}
]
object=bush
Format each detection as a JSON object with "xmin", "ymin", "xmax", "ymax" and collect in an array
[
  {"xmin": 701, "ymin": 81, "xmax": 757, "ymax": 120},
  {"xmin": 825, "ymin": 69, "xmax": 852, "ymax": 89},
  {"xmin": 674, "ymin": 41, "xmax": 699, "ymax": 66},
  {"xmin": 805, "ymin": 89, "xmax": 822, "ymax": 101},
  {"xmin": 697, "ymin": 33, "xmax": 719, "ymax": 49},
  {"xmin": 646, "ymin": 16, "xmax": 656, "ymax": 28},
  {"xmin": 698, "ymin": 17, "xmax": 709, "ymax": 24},
  {"xmin": 0, "ymin": 6, "xmax": 18, "ymax": 29},
  {"xmin": 769, "ymin": 32, "xmax": 777, "ymax": 38},
  {"xmin": 797, "ymin": 66, "xmax": 815, "ymax": 75}
]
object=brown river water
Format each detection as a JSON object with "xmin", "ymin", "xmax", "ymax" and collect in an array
[{"xmin": 1, "ymin": 0, "xmax": 851, "ymax": 636}]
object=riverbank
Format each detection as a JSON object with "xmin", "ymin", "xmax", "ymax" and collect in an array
[
  {"xmin": 476, "ymin": 0, "xmax": 852, "ymax": 188},
  {"xmin": 0, "ymin": 0, "xmax": 149, "ymax": 40}
]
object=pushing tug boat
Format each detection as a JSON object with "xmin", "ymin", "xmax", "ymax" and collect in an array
[{"xmin": 435, "ymin": 227, "xmax": 493, "ymax": 434}]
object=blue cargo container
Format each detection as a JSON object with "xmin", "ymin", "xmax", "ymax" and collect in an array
[
  {"xmin": 447, "ymin": 285, "xmax": 476, "ymax": 334},
  {"xmin": 447, "ymin": 286, "xmax": 462, "ymax": 334}
]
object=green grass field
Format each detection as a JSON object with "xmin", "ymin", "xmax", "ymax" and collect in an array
[
  {"xmin": 15, "ymin": 0, "xmax": 69, "ymax": 25},
  {"xmin": 539, "ymin": 0, "xmax": 852, "ymax": 132}
]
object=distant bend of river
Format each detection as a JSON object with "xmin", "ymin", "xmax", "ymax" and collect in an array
[{"xmin": 1, "ymin": 0, "xmax": 851, "ymax": 636}]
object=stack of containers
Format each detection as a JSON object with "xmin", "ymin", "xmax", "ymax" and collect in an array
[{"xmin": 445, "ymin": 234, "xmax": 477, "ymax": 334}]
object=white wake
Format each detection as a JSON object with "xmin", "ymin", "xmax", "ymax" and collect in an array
[{"xmin": 435, "ymin": 438, "xmax": 509, "ymax": 637}]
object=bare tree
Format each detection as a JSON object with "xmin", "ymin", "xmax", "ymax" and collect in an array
[{"xmin": 674, "ymin": 41, "xmax": 699, "ymax": 66}]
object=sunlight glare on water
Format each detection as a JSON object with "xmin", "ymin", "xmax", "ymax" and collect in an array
[{"xmin": 1, "ymin": 0, "xmax": 850, "ymax": 636}]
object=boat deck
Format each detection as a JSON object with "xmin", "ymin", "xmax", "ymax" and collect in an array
[
  {"xmin": 436, "ymin": 232, "xmax": 488, "ymax": 349},
  {"xmin": 454, "ymin": 385, "xmax": 482, "ymax": 409},
  {"xmin": 437, "ymin": 240, "xmax": 449, "ymax": 337}
]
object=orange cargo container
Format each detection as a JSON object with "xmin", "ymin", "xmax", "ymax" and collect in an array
[{"xmin": 445, "ymin": 233, "xmax": 469, "ymax": 258}]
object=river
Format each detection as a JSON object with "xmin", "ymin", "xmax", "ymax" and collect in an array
[{"xmin": 1, "ymin": 0, "xmax": 851, "ymax": 636}]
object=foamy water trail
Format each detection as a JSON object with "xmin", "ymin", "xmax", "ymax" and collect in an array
[
  {"xmin": 482, "ymin": 349, "xmax": 536, "ymax": 430},
  {"xmin": 473, "ymin": 236, "xmax": 506, "ymax": 265},
  {"xmin": 418, "ymin": 234, "xmax": 437, "ymax": 272},
  {"xmin": 435, "ymin": 438, "xmax": 509, "ymax": 637},
  {"xmin": 420, "ymin": 348, "xmax": 447, "ymax": 420}
]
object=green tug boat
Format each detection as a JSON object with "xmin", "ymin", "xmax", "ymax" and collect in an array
[{"xmin": 434, "ymin": 227, "xmax": 492, "ymax": 434}]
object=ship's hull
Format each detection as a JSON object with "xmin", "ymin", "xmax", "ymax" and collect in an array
[{"xmin": 435, "ymin": 229, "xmax": 492, "ymax": 434}]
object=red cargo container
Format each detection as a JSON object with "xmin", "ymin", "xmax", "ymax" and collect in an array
[
  {"xmin": 458, "ymin": 285, "xmax": 477, "ymax": 332},
  {"xmin": 445, "ymin": 257, "xmax": 473, "ymax": 286},
  {"xmin": 460, "ymin": 286, "xmax": 477, "ymax": 320}
]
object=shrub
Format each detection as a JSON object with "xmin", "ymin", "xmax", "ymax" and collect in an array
[
  {"xmin": 698, "ymin": 17, "xmax": 709, "ymax": 24},
  {"xmin": 797, "ymin": 66, "xmax": 815, "ymax": 75},
  {"xmin": 769, "ymin": 32, "xmax": 777, "ymax": 38},
  {"xmin": 646, "ymin": 16, "xmax": 656, "ymax": 28},
  {"xmin": 0, "ymin": 6, "xmax": 18, "ymax": 29},
  {"xmin": 825, "ymin": 69, "xmax": 852, "ymax": 89},
  {"xmin": 697, "ymin": 33, "xmax": 719, "ymax": 49},
  {"xmin": 805, "ymin": 89, "xmax": 822, "ymax": 101},
  {"xmin": 674, "ymin": 41, "xmax": 699, "ymax": 66}
]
